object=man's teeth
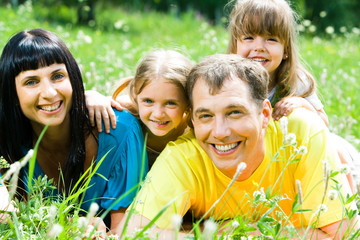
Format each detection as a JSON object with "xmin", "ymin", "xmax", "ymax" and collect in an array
[
  {"xmin": 214, "ymin": 142, "xmax": 239, "ymax": 152},
  {"xmin": 40, "ymin": 102, "xmax": 61, "ymax": 111}
]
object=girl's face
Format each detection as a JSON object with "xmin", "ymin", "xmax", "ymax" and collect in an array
[
  {"xmin": 15, "ymin": 63, "xmax": 73, "ymax": 129},
  {"xmin": 236, "ymin": 35, "xmax": 286, "ymax": 81},
  {"xmin": 137, "ymin": 79, "xmax": 188, "ymax": 137}
]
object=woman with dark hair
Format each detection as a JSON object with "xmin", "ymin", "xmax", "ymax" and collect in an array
[{"xmin": 0, "ymin": 28, "xmax": 148, "ymax": 232}]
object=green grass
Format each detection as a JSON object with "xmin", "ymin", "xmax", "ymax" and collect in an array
[{"xmin": 0, "ymin": 1, "xmax": 359, "ymax": 149}]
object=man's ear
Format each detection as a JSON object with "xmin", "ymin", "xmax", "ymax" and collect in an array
[{"xmin": 261, "ymin": 99, "xmax": 272, "ymax": 128}]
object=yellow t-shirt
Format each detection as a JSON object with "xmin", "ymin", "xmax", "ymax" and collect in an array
[{"xmin": 132, "ymin": 108, "xmax": 352, "ymax": 229}]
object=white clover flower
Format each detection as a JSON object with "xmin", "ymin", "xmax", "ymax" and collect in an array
[
  {"xmin": 328, "ymin": 190, "xmax": 338, "ymax": 201},
  {"xmin": 231, "ymin": 220, "xmax": 240, "ymax": 229},
  {"xmin": 202, "ymin": 219, "xmax": 218, "ymax": 240},
  {"xmin": 171, "ymin": 214, "xmax": 183, "ymax": 231},
  {"xmin": 339, "ymin": 164, "xmax": 350, "ymax": 175},
  {"xmin": 285, "ymin": 133, "xmax": 297, "ymax": 146},
  {"xmin": 316, "ymin": 204, "xmax": 328, "ymax": 214},
  {"xmin": 298, "ymin": 146, "xmax": 308, "ymax": 155},
  {"xmin": 47, "ymin": 223, "xmax": 63, "ymax": 238},
  {"xmin": 280, "ymin": 116, "xmax": 288, "ymax": 136}
]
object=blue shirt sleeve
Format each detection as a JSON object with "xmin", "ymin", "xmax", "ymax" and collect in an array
[{"xmin": 82, "ymin": 109, "xmax": 148, "ymax": 211}]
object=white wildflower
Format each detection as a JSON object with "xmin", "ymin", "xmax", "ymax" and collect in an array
[
  {"xmin": 339, "ymin": 164, "xmax": 350, "ymax": 175},
  {"xmin": 78, "ymin": 216, "xmax": 88, "ymax": 229},
  {"xmin": 328, "ymin": 190, "xmax": 338, "ymax": 201},
  {"xmin": 234, "ymin": 162, "xmax": 247, "ymax": 180},
  {"xmin": 202, "ymin": 219, "xmax": 218, "ymax": 240},
  {"xmin": 171, "ymin": 214, "xmax": 183, "ymax": 231},
  {"xmin": 316, "ymin": 204, "xmax": 328, "ymax": 214},
  {"xmin": 298, "ymin": 146, "xmax": 308, "ymax": 155},
  {"xmin": 253, "ymin": 187, "xmax": 266, "ymax": 202},
  {"xmin": 47, "ymin": 223, "xmax": 63, "ymax": 238},
  {"xmin": 319, "ymin": 11, "xmax": 327, "ymax": 18},
  {"xmin": 87, "ymin": 202, "xmax": 99, "ymax": 220},
  {"xmin": 303, "ymin": 19, "xmax": 311, "ymax": 27},
  {"xmin": 285, "ymin": 133, "xmax": 297, "ymax": 146},
  {"xmin": 309, "ymin": 25, "xmax": 316, "ymax": 33},
  {"xmin": 325, "ymin": 26, "xmax": 335, "ymax": 35},
  {"xmin": 231, "ymin": 220, "xmax": 240, "ymax": 229}
]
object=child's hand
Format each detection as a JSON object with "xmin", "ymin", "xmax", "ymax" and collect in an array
[
  {"xmin": 85, "ymin": 90, "xmax": 122, "ymax": 133},
  {"xmin": 272, "ymin": 97, "xmax": 313, "ymax": 121}
]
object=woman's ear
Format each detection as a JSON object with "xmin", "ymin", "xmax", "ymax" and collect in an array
[{"xmin": 261, "ymin": 99, "xmax": 272, "ymax": 128}]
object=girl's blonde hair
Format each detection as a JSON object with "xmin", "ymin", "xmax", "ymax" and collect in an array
[
  {"xmin": 112, "ymin": 50, "xmax": 192, "ymax": 115},
  {"xmin": 227, "ymin": 0, "xmax": 315, "ymax": 104}
]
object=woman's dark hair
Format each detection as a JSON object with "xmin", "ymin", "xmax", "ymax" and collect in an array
[{"xmin": 0, "ymin": 28, "xmax": 93, "ymax": 191}]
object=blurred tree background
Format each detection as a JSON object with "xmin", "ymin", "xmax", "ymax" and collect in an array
[{"xmin": 2, "ymin": 0, "xmax": 360, "ymax": 34}]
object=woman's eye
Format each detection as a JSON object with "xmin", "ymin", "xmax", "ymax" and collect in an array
[
  {"xmin": 53, "ymin": 73, "xmax": 64, "ymax": 80},
  {"xmin": 25, "ymin": 80, "xmax": 37, "ymax": 86},
  {"xmin": 166, "ymin": 101, "xmax": 176, "ymax": 106}
]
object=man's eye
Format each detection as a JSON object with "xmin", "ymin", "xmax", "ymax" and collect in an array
[{"xmin": 199, "ymin": 114, "xmax": 212, "ymax": 119}]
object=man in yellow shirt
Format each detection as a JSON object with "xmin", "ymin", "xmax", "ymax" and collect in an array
[{"xmin": 117, "ymin": 54, "xmax": 357, "ymax": 239}]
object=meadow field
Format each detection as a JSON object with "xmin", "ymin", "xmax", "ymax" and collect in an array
[{"xmin": 1, "ymin": 1, "xmax": 360, "ymax": 239}]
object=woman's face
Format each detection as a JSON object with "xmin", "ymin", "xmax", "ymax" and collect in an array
[{"xmin": 15, "ymin": 63, "xmax": 73, "ymax": 129}]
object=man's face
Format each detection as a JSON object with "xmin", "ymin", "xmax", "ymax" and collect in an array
[{"xmin": 191, "ymin": 77, "xmax": 271, "ymax": 180}]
